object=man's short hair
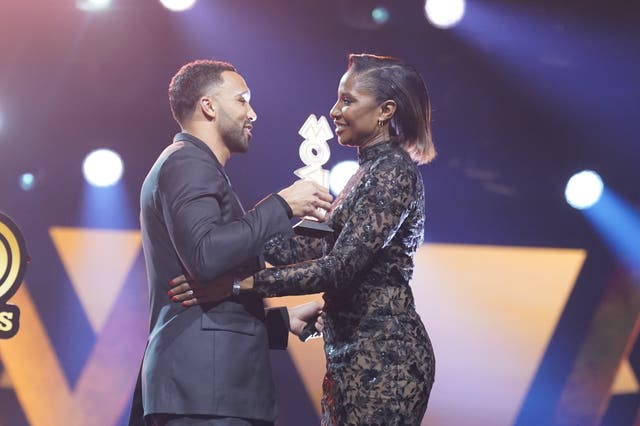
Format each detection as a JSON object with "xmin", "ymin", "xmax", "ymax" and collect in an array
[{"xmin": 168, "ymin": 60, "xmax": 236, "ymax": 125}]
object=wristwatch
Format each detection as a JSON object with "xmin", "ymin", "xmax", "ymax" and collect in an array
[{"xmin": 232, "ymin": 278, "xmax": 241, "ymax": 296}]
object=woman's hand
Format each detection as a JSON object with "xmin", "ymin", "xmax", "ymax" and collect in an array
[{"xmin": 168, "ymin": 273, "xmax": 233, "ymax": 306}]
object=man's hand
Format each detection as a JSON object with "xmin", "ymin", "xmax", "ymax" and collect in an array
[
  {"xmin": 278, "ymin": 180, "xmax": 333, "ymax": 221},
  {"xmin": 288, "ymin": 301, "xmax": 324, "ymax": 339},
  {"xmin": 168, "ymin": 273, "xmax": 233, "ymax": 306}
]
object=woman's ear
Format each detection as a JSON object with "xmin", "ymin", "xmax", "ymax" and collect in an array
[{"xmin": 379, "ymin": 100, "xmax": 397, "ymax": 122}]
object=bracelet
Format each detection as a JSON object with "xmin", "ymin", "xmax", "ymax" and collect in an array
[{"xmin": 232, "ymin": 278, "xmax": 241, "ymax": 296}]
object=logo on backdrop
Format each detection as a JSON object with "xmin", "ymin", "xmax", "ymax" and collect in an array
[
  {"xmin": 0, "ymin": 212, "xmax": 29, "ymax": 339},
  {"xmin": 0, "ymin": 226, "xmax": 145, "ymax": 425}
]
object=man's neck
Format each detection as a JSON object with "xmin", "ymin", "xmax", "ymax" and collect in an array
[{"xmin": 181, "ymin": 125, "xmax": 231, "ymax": 166}]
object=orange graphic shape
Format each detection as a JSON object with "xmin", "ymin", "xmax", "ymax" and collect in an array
[
  {"xmin": 611, "ymin": 359, "xmax": 640, "ymax": 395},
  {"xmin": 49, "ymin": 227, "xmax": 141, "ymax": 333},
  {"xmin": 416, "ymin": 244, "xmax": 585, "ymax": 426}
]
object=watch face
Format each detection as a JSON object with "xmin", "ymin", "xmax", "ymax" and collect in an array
[{"xmin": 232, "ymin": 280, "xmax": 241, "ymax": 296}]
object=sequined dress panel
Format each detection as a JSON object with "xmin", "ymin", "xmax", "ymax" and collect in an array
[{"xmin": 255, "ymin": 141, "xmax": 435, "ymax": 425}]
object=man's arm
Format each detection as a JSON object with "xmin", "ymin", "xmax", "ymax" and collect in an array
[
  {"xmin": 158, "ymin": 148, "xmax": 332, "ymax": 284},
  {"xmin": 158, "ymin": 148, "xmax": 291, "ymax": 283}
]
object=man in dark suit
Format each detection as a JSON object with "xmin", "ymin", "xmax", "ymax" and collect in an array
[{"xmin": 130, "ymin": 60, "xmax": 332, "ymax": 425}]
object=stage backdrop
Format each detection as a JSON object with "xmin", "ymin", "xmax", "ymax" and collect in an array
[{"xmin": 1, "ymin": 227, "xmax": 638, "ymax": 425}]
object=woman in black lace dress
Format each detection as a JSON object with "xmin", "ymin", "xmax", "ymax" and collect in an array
[
  {"xmin": 173, "ymin": 54, "xmax": 436, "ymax": 425},
  {"xmin": 257, "ymin": 54, "xmax": 437, "ymax": 425}
]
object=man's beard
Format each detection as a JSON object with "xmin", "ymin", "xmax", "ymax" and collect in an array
[
  {"xmin": 226, "ymin": 130, "xmax": 249, "ymax": 153},
  {"xmin": 220, "ymin": 121, "xmax": 250, "ymax": 154}
]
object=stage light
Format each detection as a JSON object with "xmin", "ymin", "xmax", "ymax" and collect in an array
[
  {"xmin": 76, "ymin": 0, "xmax": 111, "ymax": 11},
  {"xmin": 424, "ymin": 0, "xmax": 465, "ymax": 29},
  {"xmin": 371, "ymin": 6, "xmax": 390, "ymax": 24},
  {"xmin": 18, "ymin": 173, "xmax": 35, "ymax": 191},
  {"xmin": 565, "ymin": 170, "xmax": 603, "ymax": 210},
  {"xmin": 329, "ymin": 161, "xmax": 359, "ymax": 196},
  {"xmin": 338, "ymin": 1, "xmax": 391, "ymax": 30},
  {"xmin": 82, "ymin": 149, "xmax": 124, "ymax": 188},
  {"xmin": 159, "ymin": 0, "xmax": 197, "ymax": 12}
]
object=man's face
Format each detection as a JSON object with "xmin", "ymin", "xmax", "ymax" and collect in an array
[{"xmin": 210, "ymin": 71, "xmax": 257, "ymax": 153}]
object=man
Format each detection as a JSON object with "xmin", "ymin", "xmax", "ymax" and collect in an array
[{"xmin": 130, "ymin": 60, "xmax": 333, "ymax": 425}]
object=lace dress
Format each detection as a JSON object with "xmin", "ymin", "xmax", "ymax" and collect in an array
[{"xmin": 255, "ymin": 141, "xmax": 435, "ymax": 426}]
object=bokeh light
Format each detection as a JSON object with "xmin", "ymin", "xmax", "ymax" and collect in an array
[
  {"xmin": 329, "ymin": 160, "xmax": 359, "ymax": 196},
  {"xmin": 76, "ymin": 0, "xmax": 111, "ymax": 12},
  {"xmin": 424, "ymin": 0, "xmax": 465, "ymax": 29},
  {"xmin": 371, "ymin": 6, "xmax": 390, "ymax": 24},
  {"xmin": 82, "ymin": 149, "xmax": 124, "ymax": 188},
  {"xmin": 18, "ymin": 173, "xmax": 35, "ymax": 191},
  {"xmin": 159, "ymin": 0, "xmax": 197, "ymax": 12},
  {"xmin": 565, "ymin": 170, "xmax": 604, "ymax": 210}
]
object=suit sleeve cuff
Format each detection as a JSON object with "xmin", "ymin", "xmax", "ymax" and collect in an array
[
  {"xmin": 265, "ymin": 307, "xmax": 290, "ymax": 350},
  {"xmin": 272, "ymin": 193, "xmax": 293, "ymax": 219}
]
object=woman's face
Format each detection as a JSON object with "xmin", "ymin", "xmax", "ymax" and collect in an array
[{"xmin": 330, "ymin": 71, "xmax": 385, "ymax": 148}]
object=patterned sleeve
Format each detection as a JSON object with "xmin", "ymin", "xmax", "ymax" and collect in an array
[
  {"xmin": 262, "ymin": 234, "xmax": 327, "ymax": 266},
  {"xmin": 252, "ymin": 158, "xmax": 417, "ymax": 296}
]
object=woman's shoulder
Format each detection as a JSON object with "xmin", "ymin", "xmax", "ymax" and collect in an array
[{"xmin": 370, "ymin": 145, "xmax": 420, "ymax": 178}]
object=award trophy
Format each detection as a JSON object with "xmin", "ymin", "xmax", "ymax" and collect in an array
[{"xmin": 292, "ymin": 114, "xmax": 334, "ymax": 238}]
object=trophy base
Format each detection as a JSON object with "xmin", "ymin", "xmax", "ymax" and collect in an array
[{"xmin": 293, "ymin": 219, "xmax": 333, "ymax": 238}]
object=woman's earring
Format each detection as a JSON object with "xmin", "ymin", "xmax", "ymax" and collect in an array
[{"xmin": 378, "ymin": 119, "xmax": 384, "ymax": 128}]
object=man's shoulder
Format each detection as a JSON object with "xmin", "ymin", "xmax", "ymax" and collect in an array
[
  {"xmin": 157, "ymin": 142, "xmax": 221, "ymax": 175},
  {"xmin": 141, "ymin": 142, "xmax": 226, "ymax": 198},
  {"xmin": 161, "ymin": 140, "xmax": 207, "ymax": 161}
]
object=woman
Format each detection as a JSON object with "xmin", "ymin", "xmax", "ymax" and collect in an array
[{"xmin": 173, "ymin": 53, "xmax": 436, "ymax": 425}]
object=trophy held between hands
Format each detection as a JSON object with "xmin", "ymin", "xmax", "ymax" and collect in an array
[{"xmin": 292, "ymin": 114, "xmax": 334, "ymax": 239}]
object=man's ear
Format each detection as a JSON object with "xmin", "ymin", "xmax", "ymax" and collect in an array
[
  {"xmin": 200, "ymin": 96, "xmax": 216, "ymax": 120},
  {"xmin": 379, "ymin": 100, "xmax": 397, "ymax": 122}
]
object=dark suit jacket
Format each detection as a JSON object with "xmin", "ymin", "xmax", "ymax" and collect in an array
[{"xmin": 131, "ymin": 132, "xmax": 294, "ymax": 423}]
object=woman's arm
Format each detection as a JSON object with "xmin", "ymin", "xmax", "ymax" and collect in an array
[
  {"xmin": 251, "ymin": 160, "xmax": 419, "ymax": 296},
  {"xmin": 262, "ymin": 233, "xmax": 328, "ymax": 266}
]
